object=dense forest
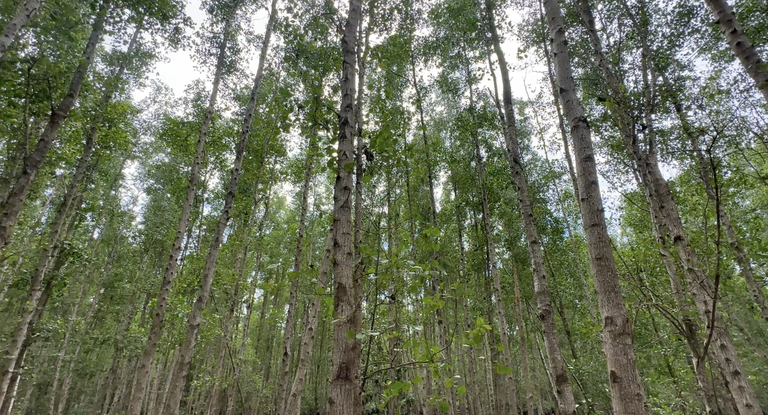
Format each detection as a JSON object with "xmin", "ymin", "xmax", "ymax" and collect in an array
[{"xmin": 0, "ymin": 0, "xmax": 766, "ymax": 413}]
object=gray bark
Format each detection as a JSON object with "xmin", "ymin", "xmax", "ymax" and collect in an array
[
  {"xmin": 162, "ymin": 3, "xmax": 276, "ymax": 413},
  {"xmin": 328, "ymin": 0, "xmax": 363, "ymax": 414},
  {"xmin": 0, "ymin": 0, "xmax": 43, "ymax": 60},
  {"xmin": 542, "ymin": 0, "xmax": 649, "ymax": 413},
  {"xmin": 0, "ymin": 92, "xmax": 98, "ymax": 406},
  {"xmin": 0, "ymin": 0, "xmax": 110, "ymax": 249},
  {"xmin": 126, "ymin": 10, "xmax": 236, "ymax": 414},
  {"xmin": 486, "ymin": 2, "xmax": 575, "ymax": 413},
  {"xmin": 277, "ymin": 131, "xmax": 317, "ymax": 415},
  {"xmin": 703, "ymin": 0, "xmax": 768, "ymax": 103},
  {"xmin": 284, "ymin": 229, "xmax": 333, "ymax": 415}
]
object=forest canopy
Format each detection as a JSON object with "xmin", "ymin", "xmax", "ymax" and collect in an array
[{"xmin": 0, "ymin": 0, "xmax": 766, "ymax": 414}]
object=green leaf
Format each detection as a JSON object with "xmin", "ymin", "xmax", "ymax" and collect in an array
[
  {"xmin": 438, "ymin": 401, "xmax": 450, "ymax": 413},
  {"xmin": 444, "ymin": 378, "xmax": 453, "ymax": 388},
  {"xmin": 412, "ymin": 376, "xmax": 423, "ymax": 384},
  {"xmin": 346, "ymin": 330, "xmax": 355, "ymax": 339},
  {"xmin": 457, "ymin": 386, "xmax": 467, "ymax": 395}
]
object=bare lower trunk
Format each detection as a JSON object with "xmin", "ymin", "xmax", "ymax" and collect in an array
[
  {"xmin": 703, "ymin": 0, "xmax": 768, "ymax": 102},
  {"xmin": 542, "ymin": 0, "xmax": 649, "ymax": 413},
  {"xmin": 513, "ymin": 270, "xmax": 534, "ymax": 415},
  {"xmin": 225, "ymin": 177, "xmax": 274, "ymax": 415},
  {"xmin": 0, "ymin": 0, "xmax": 43, "ymax": 60},
  {"xmin": 48, "ymin": 271, "xmax": 90, "ymax": 415},
  {"xmin": 163, "ymin": 6, "xmax": 276, "ymax": 413},
  {"xmin": 642, "ymin": 152, "xmax": 762, "ymax": 414},
  {"xmin": 0, "ymin": 0, "xmax": 110, "ymax": 249},
  {"xmin": 284, "ymin": 229, "xmax": 333, "ymax": 415},
  {"xmin": 469, "ymin": 75, "xmax": 517, "ymax": 414},
  {"xmin": 277, "ymin": 131, "xmax": 317, "ymax": 414},
  {"xmin": 0, "ymin": 268, "xmax": 55, "ymax": 415},
  {"xmin": 329, "ymin": 1, "xmax": 363, "ymax": 414},
  {"xmin": 487, "ymin": 2, "xmax": 575, "ymax": 412},
  {"xmin": 127, "ymin": 10, "xmax": 239, "ymax": 415},
  {"xmin": 205, "ymin": 280, "xmax": 240, "ymax": 415}
]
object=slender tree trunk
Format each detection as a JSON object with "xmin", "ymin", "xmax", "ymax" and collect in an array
[
  {"xmin": 579, "ymin": 1, "xmax": 762, "ymax": 412},
  {"xmin": 452, "ymin": 185, "xmax": 481, "ymax": 415},
  {"xmin": 163, "ymin": 5, "xmax": 276, "ymax": 413},
  {"xmin": 126, "ymin": 8, "xmax": 239, "ymax": 413},
  {"xmin": 0, "ymin": 266, "xmax": 56, "ymax": 415},
  {"xmin": 703, "ymin": 0, "xmax": 768, "ymax": 103},
  {"xmin": 277, "ymin": 132, "xmax": 317, "ymax": 414},
  {"xmin": 487, "ymin": 3, "xmax": 576, "ymax": 413},
  {"xmin": 284, "ymin": 228, "xmax": 333, "ymax": 415},
  {"xmin": 468, "ymin": 73, "xmax": 517, "ymax": 415},
  {"xmin": 0, "ymin": 0, "xmax": 111, "ymax": 249},
  {"xmin": 329, "ymin": 0, "xmax": 363, "ymax": 414},
  {"xmin": 48, "ymin": 271, "xmax": 90, "ymax": 415},
  {"xmin": 0, "ymin": 104, "xmax": 98, "ymax": 406},
  {"xmin": 542, "ymin": 1, "xmax": 649, "ymax": 413},
  {"xmin": 0, "ymin": 0, "xmax": 42, "ymax": 61},
  {"xmin": 225, "ymin": 175, "xmax": 274, "ymax": 415},
  {"xmin": 93, "ymin": 303, "xmax": 137, "ymax": 414},
  {"xmin": 205, "ymin": 280, "xmax": 240, "ymax": 415},
  {"xmin": 669, "ymin": 87, "xmax": 768, "ymax": 324},
  {"xmin": 512, "ymin": 270, "xmax": 534, "ymax": 415}
]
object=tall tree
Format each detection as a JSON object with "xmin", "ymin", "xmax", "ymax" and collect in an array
[
  {"xmin": 328, "ymin": 0, "xmax": 363, "ymax": 414},
  {"xmin": 541, "ymin": 0, "xmax": 650, "ymax": 413}
]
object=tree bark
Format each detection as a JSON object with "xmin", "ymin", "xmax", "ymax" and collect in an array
[
  {"xmin": 513, "ymin": 269, "xmax": 534, "ymax": 415},
  {"xmin": 486, "ymin": 2, "xmax": 576, "ymax": 413},
  {"xmin": 328, "ymin": 0, "xmax": 363, "ymax": 414},
  {"xmin": 0, "ymin": 99, "xmax": 98, "ymax": 406},
  {"xmin": 225, "ymin": 171, "xmax": 274, "ymax": 415},
  {"xmin": 542, "ymin": 1, "xmax": 649, "ymax": 413},
  {"xmin": 126, "ymin": 9, "xmax": 238, "ymax": 414},
  {"xmin": 0, "ymin": 0, "xmax": 43, "ymax": 60},
  {"xmin": 277, "ymin": 131, "xmax": 317, "ymax": 414},
  {"xmin": 0, "ymin": 0, "xmax": 111, "ymax": 249},
  {"xmin": 205, "ymin": 279, "xmax": 240, "ymax": 415},
  {"xmin": 468, "ymin": 70, "xmax": 517, "ymax": 415},
  {"xmin": 703, "ymin": 0, "xmax": 768, "ymax": 103},
  {"xmin": 667, "ymin": 83, "xmax": 768, "ymax": 325},
  {"xmin": 162, "ymin": 3, "xmax": 276, "ymax": 412},
  {"xmin": 284, "ymin": 228, "xmax": 333, "ymax": 415},
  {"xmin": 577, "ymin": 1, "xmax": 762, "ymax": 412}
]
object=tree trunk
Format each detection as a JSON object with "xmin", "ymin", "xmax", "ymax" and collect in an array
[
  {"xmin": 486, "ymin": 2, "xmax": 576, "ymax": 413},
  {"xmin": 0, "ymin": 103, "xmax": 98, "ymax": 406},
  {"xmin": 162, "ymin": 5, "xmax": 276, "ymax": 412},
  {"xmin": 669, "ymin": 86, "xmax": 768, "ymax": 325},
  {"xmin": 703, "ymin": 0, "xmax": 768, "ymax": 103},
  {"xmin": 277, "ymin": 131, "xmax": 317, "ymax": 414},
  {"xmin": 48, "ymin": 271, "xmax": 90, "ymax": 415},
  {"xmin": 328, "ymin": 0, "xmax": 363, "ymax": 414},
  {"xmin": 542, "ymin": 1, "xmax": 649, "ymax": 413},
  {"xmin": 225, "ymin": 174, "xmax": 274, "ymax": 415},
  {"xmin": 205, "ymin": 280, "xmax": 240, "ymax": 415},
  {"xmin": 284, "ymin": 228, "xmax": 333, "ymax": 415},
  {"xmin": 578, "ymin": 1, "xmax": 762, "ymax": 412},
  {"xmin": 0, "ymin": 266, "xmax": 55, "ymax": 415},
  {"xmin": 513, "ymin": 270, "xmax": 535, "ymax": 415},
  {"xmin": 468, "ymin": 72, "xmax": 517, "ymax": 415},
  {"xmin": 0, "ymin": 0, "xmax": 43, "ymax": 61},
  {"xmin": 452, "ymin": 185, "xmax": 481, "ymax": 415},
  {"xmin": 0, "ymin": 0, "xmax": 111, "ymax": 249},
  {"xmin": 126, "ymin": 8, "xmax": 238, "ymax": 413}
]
